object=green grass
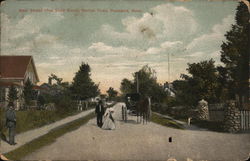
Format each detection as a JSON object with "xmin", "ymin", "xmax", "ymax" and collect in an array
[
  {"xmin": 0, "ymin": 105, "xmax": 96, "ymax": 137},
  {"xmin": 151, "ymin": 113, "xmax": 184, "ymax": 129},
  {"xmin": 4, "ymin": 112, "xmax": 95, "ymax": 160},
  {"xmin": 0, "ymin": 109, "xmax": 79, "ymax": 136}
]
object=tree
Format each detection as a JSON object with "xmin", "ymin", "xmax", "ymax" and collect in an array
[
  {"xmin": 120, "ymin": 78, "xmax": 134, "ymax": 95},
  {"xmin": 37, "ymin": 95, "xmax": 45, "ymax": 107},
  {"xmin": 219, "ymin": 2, "xmax": 249, "ymax": 104},
  {"xmin": 180, "ymin": 59, "xmax": 219, "ymax": 105},
  {"xmin": 8, "ymin": 85, "xmax": 18, "ymax": 106},
  {"xmin": 49, "ymin": 73, "xmax": 63, "ymax": 85},
  {"xmin": 106, "ymin": 87, "xmax": 118, "ymax": 100},
  {"xmin": 71, "ymin": 63, "xmax": 100, "ymax": 100},
  {"xmin": 120, "ymin": 65, "xmax": 166, "ymax": 102},
  {"xmin": 23, "ymin": 78, "xmax": 34, "ymax": 105}
]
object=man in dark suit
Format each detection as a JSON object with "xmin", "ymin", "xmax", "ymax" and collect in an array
[
  {"xmin": 5, "ymin": 105, "xmax": 16, "ymax": 145},
  {"xmin": 95, "ymin": 100, "xmax": 105, "ymax": 127}
]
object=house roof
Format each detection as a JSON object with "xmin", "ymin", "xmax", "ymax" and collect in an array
[
  {"xmin": 0, "ymin": 56, "xmax": 39, "ymax": 81},
  {"xmin": 33, "ymin": 85, "xmax": 47, "ymax": 90}
]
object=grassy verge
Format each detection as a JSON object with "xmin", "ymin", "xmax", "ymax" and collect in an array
[
  {"xmin": 151, "ymin": 113, "xmax": 184, "ymax": 129},
  {"xmin": 4, "ymin": 111, "xmax": 95, "ymax": 160},
  {"xmin": 0, "ymin": 105, "xmax": 95, "ymax": 137}
]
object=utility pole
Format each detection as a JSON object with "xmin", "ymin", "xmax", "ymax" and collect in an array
[
  {"xmin": 136, "ymin": 72, "xmax": 139, "ymax": 93},
  {"xmin": 168, "ymin": 52, "xmax": 170, "ymax": 83}
]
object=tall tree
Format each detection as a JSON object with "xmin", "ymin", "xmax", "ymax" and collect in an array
[
  {"xmin": 180, "ymin": 59, "xmax": 219, "ymax": 105},
  {"xmin": 8, "ymin": 85, "xmax": 18, "ymax": 106},
  {"xmin": 23, "ymin": 78, "xmax": 34, "ymax": 105},
  {"xmin": 120, "ymin": 65, "xmax": 166, "ymax": 102},
  {"xmin": 219, "ymin": 2, "xmax": 249, "ymax": 103},
  {"xmin": 120, "ymin": 78, "xmax": 134, "ymax": 95},
  {"xmin": 71, "ymin": 63, "xmax": 100, "ymax": 100},
  {"xmin": 106, "ymin": 87, "xmax": 118, "ymax": 100}
]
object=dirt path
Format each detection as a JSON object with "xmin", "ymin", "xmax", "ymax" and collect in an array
[
  {"xmin": 0, "ymin": 109, "xmax": 94, "ymax": 154},
  {"xmin": 24, "ymin": 103, "xmax": 250, "ymax": 161}
]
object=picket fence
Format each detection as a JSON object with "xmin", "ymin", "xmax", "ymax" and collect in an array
[{"xmin": 240, "ymin": 110, "xmax": 250, "ymax": 130}]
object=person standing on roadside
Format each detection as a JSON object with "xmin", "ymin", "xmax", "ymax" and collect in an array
[{"xmin": 5, "ymin": 105, "xmax": 17, "ymax": 145}]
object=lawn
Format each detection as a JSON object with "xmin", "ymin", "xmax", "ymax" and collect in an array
[{"xmin": 0, "ymin": 105, "xmax": 95, "ymax": 137}]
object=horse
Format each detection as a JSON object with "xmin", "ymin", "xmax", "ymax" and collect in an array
[{"xmin": 135, "ymin": 96, "xmax": 152, "ymax": 124}]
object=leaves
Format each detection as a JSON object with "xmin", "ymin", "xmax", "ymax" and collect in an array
[
  {"xmin": 71, "ymin": 62, "xmax": 100, "ymax": 100},
  {"xmin": 120, "ymin": 65, "xmax": 166, "ymax": 103},
  {"xmin": 219, "ymin": 1, "xmax": 249, "ymax": 100},
  {"xmin": 23, "ymin": 78, "xmax": 34, "ymax": 105},
  {"xmin": 8, "ymin": 85, "xmax": 18, "ymax": 105},
  {"xmin": 106, "ymin": 87, "xmax": 118, "ymax": 99},
  {"xmin": 175, "ymin": 59, "xmax": 219, "ymax": 106}
]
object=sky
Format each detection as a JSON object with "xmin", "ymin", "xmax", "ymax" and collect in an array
[{"xmin": 1, "ymin": 0, "xmax": 238, "ymax": 93}]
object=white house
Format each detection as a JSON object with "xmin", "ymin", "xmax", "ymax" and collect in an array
[{"xmin": 0, "ymin": 56, "xmax": 39, "ymax": 110}]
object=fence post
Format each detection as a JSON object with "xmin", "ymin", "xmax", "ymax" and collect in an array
[
  {"xmin": 240, "ymin": 111, "xmax": 243, "ymax": 130},
  {"xmin": 248, "ymin": 111, "xmax": 250, "ymax": 130},
  {"xmin": 125, "ymin": 106, "xmax": 127, "ymax": 122},
  {"xmin": 122, "ymin": 105, "xmax": 124, "ymax": 121}
]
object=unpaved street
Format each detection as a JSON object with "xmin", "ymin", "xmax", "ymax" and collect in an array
[{"xmin": 24, "ymin": 103, "xmax": 250, "ymax": 161}]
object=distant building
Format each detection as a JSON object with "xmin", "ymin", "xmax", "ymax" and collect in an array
[
  {"xmin": 163, "ymin": 82, "xmax": 176, "ymax": 97},
  {"xmin": 0, "ymin": 56, "xmax": 39, "ymax": 110}
]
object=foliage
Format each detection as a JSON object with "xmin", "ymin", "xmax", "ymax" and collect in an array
[
  {"xmin": 37, "ymin": 95, "xmax": 45, "ymax": 107},
  {"xmin": 120, "ymin": 65, "xmax": 167, "ymax": 103},
  {"xmin": 7, "ymin": 85, "xmax": 18, "ymax": 106},
  {"xmin": 71, "ymin": 63, "xmax": 100, "ymax": 100},
  {"xmin": 191, "ymin": 119, "xmax": 224, "ymax": 132},
  {"xmin": 23, "ymin": 78, "xmax": 34, "ymax": 105},
  {"xmin": 49, "ymin": 73, "xmax": 63, "ymax": 85},
  {"xmin": 218, "ymin": 2, "xmax": 249, "ymax": 102},
  {"xmin": 177, "ymin": 59, "xmax": 220, "ymax": 106},
  {"xmin": 54, "ymin": 93, "xmax": 76, "ymax": 113},
  {"xmin": 106, "ymin": 87, "xmax": 118, "ymax": 100},
  {"xmin": 120, "ymin": 78, "xmax": 134, "ymax": 95}
]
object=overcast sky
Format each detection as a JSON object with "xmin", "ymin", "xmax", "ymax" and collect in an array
[{"xmin": 1, "ymin": 0, "xmax": 238, "ymax": 93}]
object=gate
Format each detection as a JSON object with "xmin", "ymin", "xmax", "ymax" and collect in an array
[{"xmin": 240, "ymin": 111, "xmax": 250, "ymax": 130}]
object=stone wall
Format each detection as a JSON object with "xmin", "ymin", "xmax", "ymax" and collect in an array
[
  {"xmin": 196, "ymin": 99, "xmax": 209, "ymax": 120},
  {"xmin": 223, "ymin": 100, "xmax": 241, "ymax": 133}
]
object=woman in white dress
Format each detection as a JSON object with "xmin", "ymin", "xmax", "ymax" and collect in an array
[{"xmin": 102, "ymin": 108, "xmax": 115, "ymax": 130}]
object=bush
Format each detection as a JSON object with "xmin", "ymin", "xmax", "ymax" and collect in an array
[{"xmin": 55, "ymin": 94, "xmax": 76, "ymax": 113}]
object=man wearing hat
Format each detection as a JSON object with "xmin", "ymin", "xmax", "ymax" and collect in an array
[
  {"xmin": 95, "ymin": 100, "xmax": 105, "ymax": 127},
  {"xmin": 5, "ymin": 105, "xmax": 17, "ymax": 145}
]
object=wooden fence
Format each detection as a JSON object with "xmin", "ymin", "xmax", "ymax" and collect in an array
[{"xmin": 240, "ymin": 110, "xmax": 250, "ymax": 130}]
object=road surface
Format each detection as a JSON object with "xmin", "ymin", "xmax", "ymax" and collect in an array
[{"xmin": 24, "ymin": 103, "xmax": 250, "ymax": 161}]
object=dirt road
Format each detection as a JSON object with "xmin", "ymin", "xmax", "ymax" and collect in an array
[{"xmin": 24, "ymin": 103, "xmax": 250, "ymax": 161}]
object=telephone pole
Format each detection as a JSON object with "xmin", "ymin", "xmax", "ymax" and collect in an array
[
  {"xmin": 136, "ymin": 72, "xmax": 139, "ymax": 93},
  {"xmin": 168, "ymin": 52, "xmax": 170, "ymax": 83}
]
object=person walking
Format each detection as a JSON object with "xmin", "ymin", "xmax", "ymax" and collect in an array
[
  {"xmin": 5, "ymin": 105, "xmax": 17, "ymax": 145},
  {"xmin": 95, "ymin": 100, "xmax": 105, "ymax": 127},
  {"xmin": 102, "ymin": 107, "xmax": 116, "ymax": 130}
]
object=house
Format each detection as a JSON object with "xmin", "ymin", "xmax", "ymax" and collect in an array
[
  {"xmin": 0, "ymin": 55, "xmax": 39, "ymax": 110},
  {"xmin": 163, "ymin": 82, "xmax": 176, "ymax": 97}
]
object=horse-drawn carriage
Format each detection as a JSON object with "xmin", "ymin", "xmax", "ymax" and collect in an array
[
  {"xmin": 123, "ymin": 93, "xmax": 152, "ymax": 124},
  {"xmin": 125, "ymin": 93, "xmax": 141, "ymax": 115}
]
